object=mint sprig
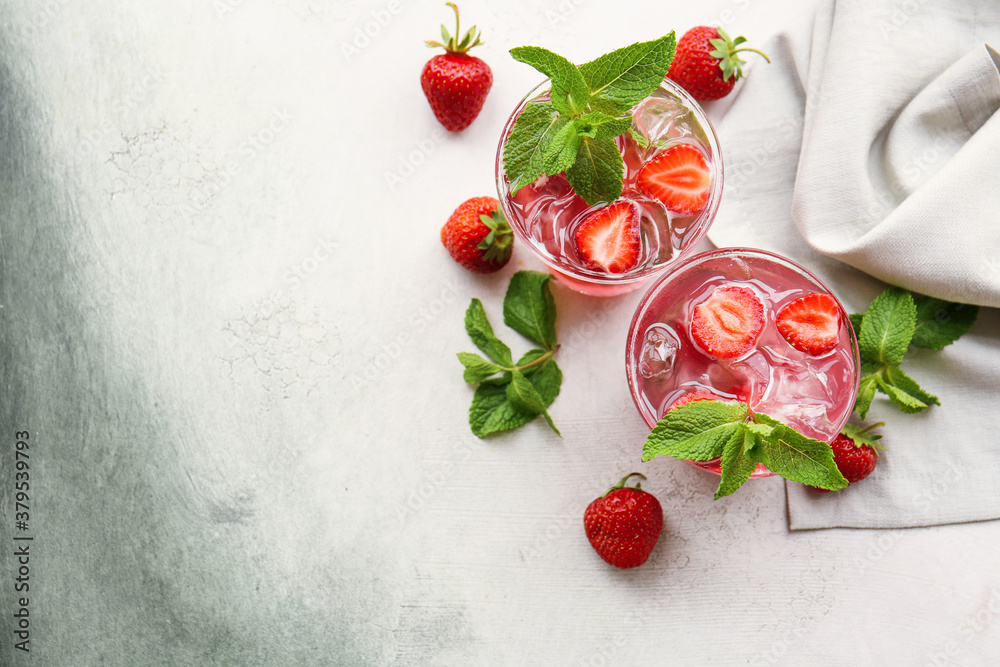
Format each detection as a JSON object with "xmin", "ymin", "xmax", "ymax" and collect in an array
[
  {"xmin": 850, "ymin": 288, "xmax": 979, "ymax": 418},
  {"xmin": 459, "ymin": 271, "xmax": 562, "ymax": 437},
  {"xmin": 642, "ymin": 401, "xmax": 848, "ymax": 498},
  {"xmin": 504, "ymin": 33, "xmax": 677, "ymax": 206}
]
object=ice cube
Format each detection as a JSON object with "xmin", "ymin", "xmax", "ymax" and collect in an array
[
  {"xmin": 632, "ymin": 96, "xmax": 685, "ymax": 148},
  {"xmin": 713, "ymin": 349, "xmax": 770, "ymax": 401},
  {"xmin": 639, "ymin": 324, "xmax": 680, "ymax": 379},
  {"xmin": 753, "ymin": 363, "xmax": 837, "ymax": 439}
]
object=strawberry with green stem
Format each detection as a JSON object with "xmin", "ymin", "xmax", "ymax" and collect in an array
[
  {"xmin": 421, "ymin": 3, "xmax": 493, "ymax": 132},
  {"xmin": 584, "ymin": 472, "xmax": 664, "ymax": 569},
  {"xmin": 811, "ymin": 423, "xmax": 885, "ymax": 492},
  {"xmin": 441, "ymin": 196, "xmax": 512, "ymax": 274},
  {"xmin": 667, "ymin": 26, "xmax": 770, "ymax": 101}
]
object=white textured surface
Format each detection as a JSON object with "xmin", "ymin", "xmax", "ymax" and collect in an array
[{"xmin": 1, "ymin": 0, "xmax": 998, "ymax": 665}]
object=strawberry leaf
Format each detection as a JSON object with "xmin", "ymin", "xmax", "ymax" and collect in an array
[{"xmin": 840, "ymin": 423, "xmax": 884, "ymax": 451}]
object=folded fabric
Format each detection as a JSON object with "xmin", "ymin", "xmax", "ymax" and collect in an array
[{"xmin": 707, "ymin": 0, "xmax": 1000, "ymax": 529}]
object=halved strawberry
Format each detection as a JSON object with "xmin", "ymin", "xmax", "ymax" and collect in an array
[
  {"xmin": 573, "ymin": 201, "xmax": 641, "ymax": 274},
  {"xmin": 775, "ymin": 292, "xmax": 842, "ymax": 356},
  {"xmin": 636, "ymin": 144, "xmax": 711, "ymax": 216},
  {"xmin": 690, "ymin": 285, "xmax": 765, "ymax": 359}
]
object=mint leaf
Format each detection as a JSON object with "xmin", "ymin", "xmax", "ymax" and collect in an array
[
  {"xmin": 503, "ymin": 102, "xmax": 567, "ymax": 195},
  {"xmin": 855, "ymin": 374, "xmax": 878, "ymax": 419},
  {"xmin": 457, "ymin": 352, "xmax": 503, "ymax": 385},
  {"xmin": 643, "ymin": 400, "xmax": 751, "ymax": 462},
  {"xmin": 465, "ymin": 299, "xmax": 513, "ymax": 366},
  {"xmin": 578, "ymin": 33, "xmax": 677, "ymax": 115},
  {"xmin": 507, "ymin": 369, "xmax": 547, "ymax": 414},
  {"xmin": 910, "ymin": 295, "xmax": 979, "ymax": 350},
  {"xmin": 848, "ymin": 312, "xmax": 864, "ymax": 337},
  {"xmin": 565, "ymin": 135, "xmax": 624, "ymax": 205},
  {"xmin": 715, "ymin": 427, "xmax": 763, "ymax": 499},
  {"xmin": 526, "ymin": 357, "xmax": 562, "ymax": 405},
  {"xmin": 875, "ymin": 374, "xmax": 929, "ymax": 413},
  {"xmin": 507, "ymin": 370, "xmax": 560, "ymax": 436},
  {"xmin": 469, "ymin": 382, "xmax": 536, "ymax": 437},
  {"xmin": 503, "ymin": 270, "xmax": 558, "ymax": 348},
  {"xmin": 510, "ymin": 45, "xmax": 590, "ymax": 116},
  {"xmin": 882, "ymin": 364, "xmax": 939, "ymax": 407},
  {"xmin": 469, "ymin": 363, "xmax": 561, "ymax": 438},
  {"xmin": 575, "ymin": 112, "xmax": 633, "ymax": 139},
  {"xmin": 754, "ymin": 414, "xmax": 848, "ymax": 490},
  {"xmin": 541, "ymin": 121, "xmax": 582, "ymax": 175},
  {"xmin": 858, "ymin": 287, "xmax": 916, "ymax": 367}
]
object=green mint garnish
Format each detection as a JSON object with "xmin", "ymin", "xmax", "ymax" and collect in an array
[
  {"xmin": 850, "ymin": 288, "xmax": 977, "ymax": 418},
  {"xmin": 459, "ymin": 271, "xmax": 562, "ymax": 438},
  {"xmin": 642, "ymin": 400, "xmax": 848, "ymax": 498},
  {"xmin": 909, "ymin": 295, "xmax": 980, "ymax": 350},
  {"xmin": 503, "ymin": 33, "xmax": 677, "ymax": 206},
  {"xmin": 577, "ymin": 34, "xmax": 677, "ymax": 114}
]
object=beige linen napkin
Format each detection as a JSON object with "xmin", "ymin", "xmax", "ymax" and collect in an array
[{"xmin": 708, "ymin": 0, "xmax": 1000, "ymax": 529}]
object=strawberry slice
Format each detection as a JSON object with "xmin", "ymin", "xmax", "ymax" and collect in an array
[
  {"xmin": 668, "ymin": 389, "xmax": 720, "ymax": 411},
  {"xmin": 573, "ymin": 201, "xmax": 641, "ymax": 274},
  {"xmin": 636, "ymin": 144, "xmax": 711, "ymax": 216},
  {"xmin": 690, "ymin": 285, "xmax": 765, "ymax": 359},
  {"xmin": 776, "ymin": 292, "xmax": 842, "ymax": 356}
]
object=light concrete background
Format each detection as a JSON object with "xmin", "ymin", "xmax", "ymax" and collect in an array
[{"xmin": 1, "ymin": 0, "xmax": 998, "ymax": 665}]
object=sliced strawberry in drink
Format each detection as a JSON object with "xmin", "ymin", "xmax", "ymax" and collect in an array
[
  {"xmin": 668, "ymin": 389, "xmax": 721, "ymax": 411},
  {"xmin": 668, "ymin": 388, "xmax": 750, "ymax": 411},
  {"xmin": 636, "ymin": 144, "xmax": 711, "ymax": 216},
  {"xmin": 690, "ymin": 285, "xmax": 765, "ymax": 359},
  {"xmin": 573, "ymin": 201, "xmax": 641, "ymax": 274},
  {"xmin": 775, "ymin": 292, "xmax": 842, "ymax": 356}
]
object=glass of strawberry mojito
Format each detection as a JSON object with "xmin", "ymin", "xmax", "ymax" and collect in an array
[
  {"xmin": 495, "ymin": 78, "xmax": 724, "ymax": 296},
  {"xmin": 625, "ymin": 248, "xmax": 861, "ymax": 476}
]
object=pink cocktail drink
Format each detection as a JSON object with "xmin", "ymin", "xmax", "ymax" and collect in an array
[
  {"xmin": 496, "ymin": 80, "xmax": 724, "ymax": 296},
  {"xmin": 625, "ymin": 249, "xmax": 860, "ymax": 476}
]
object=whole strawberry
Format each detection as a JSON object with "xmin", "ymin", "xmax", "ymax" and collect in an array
[
  {"xmin": 441, "ymin": 196, "xmax": 512, "ymax": 274},
  {"xmin": 667, "ymin": 26, "xmax": 770, "ymax": 102},
  {"xmin": 584, "ymin": 472, "xmax": 663, "ymax": 569},
  {"xmin": 813, "ymin": 424, "xmax": 884, "ymax": 492},
  {"xmin": 421, "ymin": 3, "xmax": 493, "ymax": 132}
]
